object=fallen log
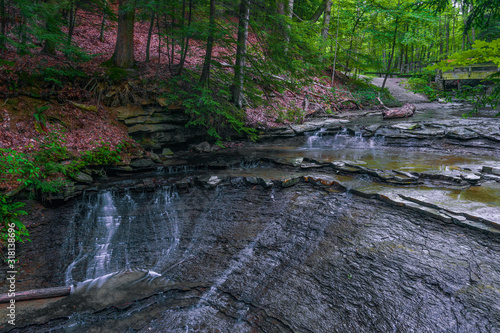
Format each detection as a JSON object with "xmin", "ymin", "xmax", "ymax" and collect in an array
[
  {"xmin": 377, "ymin": 95, "xmax": 415, "ymax": 119},
  {"xmin": 0, "ymin": 286, "xmax": 71, "ymax": 303},
  {"xmin": 382, "ymin": 103, "xmax": 416, "ymax": 119}
]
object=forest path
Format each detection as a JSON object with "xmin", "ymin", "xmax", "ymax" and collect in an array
[{"xmin": 370, "ymin": 77, "xmax": 429, "ymax": 103}]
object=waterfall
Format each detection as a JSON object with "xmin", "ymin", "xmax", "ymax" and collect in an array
[{"xmin": 64, "ymin": 186, "xmax": 181, "ymax": 284}]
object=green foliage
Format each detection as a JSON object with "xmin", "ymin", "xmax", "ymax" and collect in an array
[
  {"xmin": 105, "ymin": 67, "xmax": 129, "ymax": 83},
  {"xmin": 428, "ymin": 38, "xmax": 500, "ymax": 116},
  {"xmin": 276, "ymin": 102, "xmax": 306, "ymax": 124},
  {"xmin": 403, "ymin": 77, "xmax": 442, "ymax": 101},
  {"xmin": 0, "ymin": 149, "xmax": 40, "ymax": 187},
  {"xmin": 454, "ymin": 84, "xmax": 500, "ymax": 117},
  {"xmin": 40, "ymin": 66, "xmax": 87, "ymax": 87},
  {"xmin": 34, "ymin": 105, "xmax": 50, "ymax": 128},
  {"xmin": 0, "ymin": 134, "xmax": 129, "ymax": 243},
  {"xmin": 429, "ymin": 38, "xmax": 500, "ymax": 71},
  {"xmin": 349, "ymin": 79, "xmax": 400, "ymax": 107},
  {"xmin": 80, "ymin": 141, "xmax": 122, "ymax": 166},
  {"xmin": 163, "ymin": 75, "xmax": 258, "ymax": 142},
  {"xmin": 0, "ymin": 195, "xmax": 29, "ymax": 243}
]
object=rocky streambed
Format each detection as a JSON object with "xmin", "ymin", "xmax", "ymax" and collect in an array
[{"xmin": 1, "ymin": 102, "xmax": 500, "ymax": 332}]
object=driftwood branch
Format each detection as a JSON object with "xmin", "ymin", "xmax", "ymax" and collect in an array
[
  {"xmin": 377, "ymin": 95, "xmax": 391, "ymax": 110},
  {"xmin": 0, "ymin": 286, "xmax": 71, "ymax": 303}
]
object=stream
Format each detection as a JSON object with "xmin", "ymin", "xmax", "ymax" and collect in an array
[{"xmin": 1, "ymin": 102, "xmax": 500, "ymax": 332}]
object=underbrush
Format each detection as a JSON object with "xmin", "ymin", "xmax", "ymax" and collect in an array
[
  {"xmin": 0, "ymin": 131, "xmax": 134, "ymax": 244},
  {"xmin": 162, "ymin": 73, "xmax": 259, "ymax": 143},
  {"xmin": 403, "ymin": 77, "xmax": 443, "ymax": 101},
  {"xmin": 349, "ymin": 78, "xmax": 400, "ymax": 107}
]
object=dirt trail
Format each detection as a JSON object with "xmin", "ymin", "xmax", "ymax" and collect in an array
[{"xmin": 371, "ymin": 77, "xmax": 429, "ymax": 103}]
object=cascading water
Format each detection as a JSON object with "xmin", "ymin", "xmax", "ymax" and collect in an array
[
  {"xmin": 304, "ymin": 127, "xmax": 385, "ymax": 150},
  {"xmin": 64, "ymin": 186, "xmax": 181, "ymax": 284}
]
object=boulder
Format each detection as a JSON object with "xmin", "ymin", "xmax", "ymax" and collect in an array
[
  {"xmin": 191, "ymin": 141, "xmax": 214, "ymax": 153},
  {"xmin": 130, "ymin": 158, "xmax": 155, "ymax": 169},
  {"xmin": 70, "ymin": 171, "xmax": 93, "ymax": 184},
  {"xmin": 114, "ymin": 104, "xmax": 148, "ymax": 120}
]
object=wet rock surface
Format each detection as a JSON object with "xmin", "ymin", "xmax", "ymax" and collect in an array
[
  {"xmin": 2, "ymin": 184, "xmax": 500, "ymax": 332},
  {"xmin": 2, "ymin": 101, "xmax": 500, "ymax": 333}
]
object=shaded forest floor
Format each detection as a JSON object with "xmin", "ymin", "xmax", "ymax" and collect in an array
[{"xmin": 0, "ymin": 7, "xmax": 398, "ymax": 194}]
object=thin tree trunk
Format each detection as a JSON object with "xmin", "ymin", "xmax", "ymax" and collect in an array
[
  {"xmin": 99, "ymin": 0, "xmax": 109, "ymax": 42},
  {"xmin": 310, "ymin": 0, "xmax": 326, "ymax": 22},
  {"xmin": 382, "ymin": 17, "xmax": 399, "ymax": 90},
  {"xmin": 321, "ymin": 0, "xmax": 332, "ymax": 41},
  {"xmin": 199, "ymin": 0, "xmax": 215, "ymax": 85},
  {"xmin": 438, "ymin": 17, "xmax": 443, "ymax": 56},
  {"xmin": 146, "ymin": 11, "xmax": 155, "ymax": 62},
  {"xmin": 232, "ymin": 0, "xmax": 250, "ymax": 108},
  {"xmin": 0, "ymin": 0, "xmax": 6, "ymax": 51},
  {"xmin": 344, "ymin": 7, "xmax": 365, "ymax": 76},
  {"xmin": 43, "ymin": 0, "xmax": 59, "ymax": 55},
  {"xmin": 18, "ymin": 17, "xmax": 26, "ymax": 54},
  {"xmin": 331, "ymin": 2, "xmax": 340, "ymax": 84},
  {"xmin": 286, "ymin": 0, "xmax": 293, "ymax": 46},
  {"xmin": 67, "ymin": 0, "xmax": 77, "ymax": 46},
  {"xmin": 445, "ymin": 17, "xmax": 449, "ymax": 56},
  {"xmin": 277, "ymin": 0, "xmax": 293, "ymax": 50},
  {"xmin": 452, "ymin": 12, "xmax": 456, "ymax": 53},
  {"xmin": 461, "ymin": 3, "xmax": 467, "ymax": 50},
  {"xmin": 170, "ymin": 2, "xmax": 176, "ymax": 69},
  {"xmin": 177, "ymin": 0, "xmax": 192, "ymax": 76},
  {"xmin": 111, "ymin": 0, "xmax": 135, "ymax": 68}
]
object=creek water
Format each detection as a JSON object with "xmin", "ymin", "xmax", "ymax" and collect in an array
[{"xmin": 5, "ymin": 104, "xmax": 500, "ymax": 333}]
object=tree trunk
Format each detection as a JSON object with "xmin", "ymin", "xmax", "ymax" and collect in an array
[
  {"xmin": 321, "ymin": 0, "xmax": 332, "ymax": 41},
  {"xmin": 67, "ymin": 0, "xmax": 77, "ymax": 46},
  {"xmin": 43, "ymin": 0, "xmax": 59, "ymax": 55},
  {"xmin": 111, "ymin": 0, "xmax": 135, "ymax": 68},
  {"xmin": 199, "ymin": 0, "xmax": 216, "ymax": 85},
  {"xmin": 0, "ymin": 0, "xmax": 5, "ymax": 51},
  {"xmin": 177, "ymin": 0, "xmax": 193, "ymax": 76},
  {"xmin": 99, "ymin": 0, "xmax": 110, "ymax": 42},
  {"xmin": 452, "ymin": 12, "xmax": 456, "ymax": 53},
  {"xmin": 331, "ymin": 2, "xmax": 340, "ymax": 84},
  {"xmin": 445, "ymin": 17, "xmax": 449, "ymax": 56},
  {"xmin": 382, "ymin": 17, "xmax": 399, "ymax": 90},
  {"xmin": 232, "ymin": 0, "xmax": 250, "ymax": 108},
  {"xmin": 310, "ymin": 0, "xmax": 326, "ymax": 22},
  {"xmin": 145, "ymin": 11, "xmax": 155, "ymax": 62},
  {"xmin": 0, "ymin": 287, "xmax": 70, "ymax": 303},
  {"xmin": 277, "ymin": 0, "xmax": 293, "ymax": 50},
  {"xmin": 461, "ymin": 3, "xmax": 467, "ymax": 50}
]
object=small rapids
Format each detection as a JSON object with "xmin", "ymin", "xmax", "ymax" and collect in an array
[{"xmin": 305, "ymin": 127, "xmax": 385, "ymax": 150}]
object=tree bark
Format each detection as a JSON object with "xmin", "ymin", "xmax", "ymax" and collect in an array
[
  {"xmin": 331, "ymin": 2, "xmax": 340, "ymax": 84},
  {"xmin": 232, "ymin": 0, "xmax": 250, "ymax": 108},
  {"xmin": 111, "ymin": 0, "xmax": 135, "ymax": 68},
  {"xmin": 445, "ymin": 17, "xmax": 449, "ymax": 56},
  {"xmin": 382, "ymin": 17, "xmax": 399, "ymax": 90},
  {"xmin": 321, "ymin": 0, "xmax": 332, "ymax": 41},
  {"xmin": 0, "ymin": 0, "xmax": 6, "ymax": 51},
  {"xmin": 310, "ymin": 0, "xmax": 326, "ymax": 22},
  {"xmin": 43, "ymin": 0, "xmax": 59, "ymax": 55},
  {"xmin": 67, "ymin": 0, "xmax": 77, "ymax": 46},
  {"xmin": 177, "ymin": 0, "xmax": 193, "ymax": 76},
  {"xmin": 0, "ymin": 286, "xmax": 70, "ymax": 303},
  {"xmin": 277, "ymin": 0, "xmax": 293, "ymax": 50},
  {"xmin": 199, "ymin": 0, "xmax": 216, "ymax": 85},
  {"xmin": 145, "ymin": 11, "xmax": 155, "ymax": 62}
]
